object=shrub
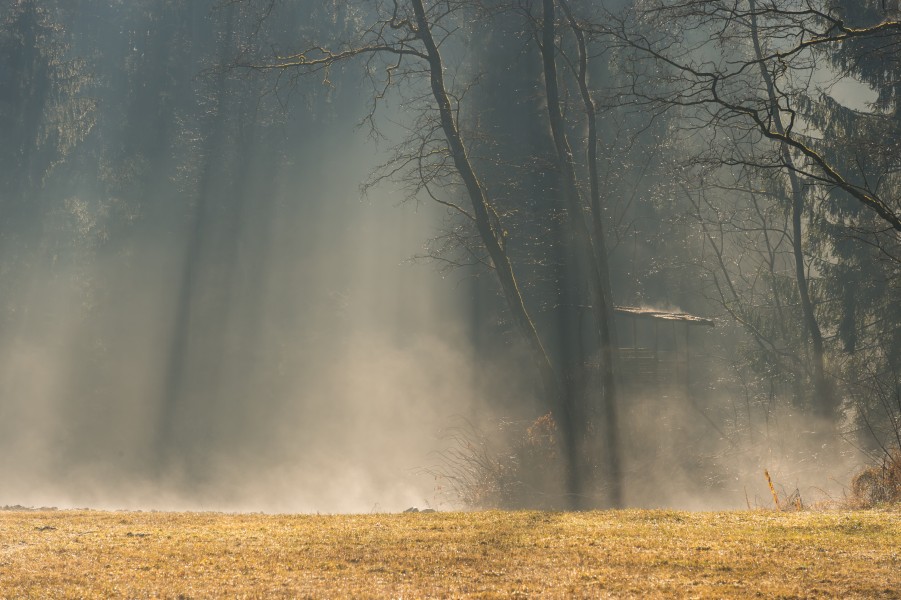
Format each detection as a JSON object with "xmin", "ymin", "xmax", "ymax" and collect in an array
[
  {"xmin": 848, "ymin": 448, "xmax": 901, "ymax": 508},
  {"xmin": 430, "ymin": 414, "xmax": 566, "ymax": 509}
]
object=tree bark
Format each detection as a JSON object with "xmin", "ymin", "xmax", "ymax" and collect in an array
[
  {"xmin": 409, "ymin": 0, "xmax": 563, "ymax": 413},
  {"xmin": 749, "ymin": 0, "xmax": 836, "ymax": 422},
  {"xmin": 540, "ymin": 0, "xmax": 623, "ymax": 508}
]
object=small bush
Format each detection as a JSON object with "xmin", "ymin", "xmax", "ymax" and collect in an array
[
  {"xmin": 430, "ymin": 414, "xmax": 566, "ymax": 509},
  {"xmin": 848, "ymin": 448, "xmax": 901, "ymax": 508}
]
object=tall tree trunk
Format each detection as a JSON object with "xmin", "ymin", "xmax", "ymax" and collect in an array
[
  {"xmin": 749, "ymin": 1, "xmax": 836, "ymax": 422},
  {"xmin": 409, "ymin": 1, "xmax": 564, "ymax": 418},
  {"xmin": 539, "ymin": 0, "xmax": 623, "ymax": 508}
]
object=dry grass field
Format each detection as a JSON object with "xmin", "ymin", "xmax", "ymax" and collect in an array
[{"xmin": 1, "ymin": 507, "xmax": 899, "ymax": 598}]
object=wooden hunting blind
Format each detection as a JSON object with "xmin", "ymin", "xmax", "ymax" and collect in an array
[{"xmin": 613, "ymin": 306, "xmax": 715, "ymax": 396}]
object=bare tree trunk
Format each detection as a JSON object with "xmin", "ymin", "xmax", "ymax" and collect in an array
[
  {"xmin": 749, "ymin": 1, "xmax": 836, "ymax": 422},
  {"xmin": 409, "ymin": 0, "xmax": 564, "ymax": 416},
  {"xmin": 539, "ymin": 0, "xmax": 623, "ymax": 508}
]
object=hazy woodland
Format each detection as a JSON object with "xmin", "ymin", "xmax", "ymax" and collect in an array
[{"xmin": 1, "ymin": 0, "xmax": 899, "ymax": 512}]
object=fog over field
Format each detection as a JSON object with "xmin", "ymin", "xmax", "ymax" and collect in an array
[
  {"xmin": 0, "ymin": 105, "xmax": 483, "ymax": 512},
  {"xmin": 1, "ymin": 0, "xmax": 898, "ymax": 512}
]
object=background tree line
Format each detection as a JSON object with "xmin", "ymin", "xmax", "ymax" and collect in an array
[{"xmin": 2, "ymin": 0, "xmax": 898, "ymax": 509}]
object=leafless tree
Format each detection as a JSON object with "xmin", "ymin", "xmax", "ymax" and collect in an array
[
  {"xmin": 589, "ymin": 0, "xmax": 901, "ymax": 427},
  {"xmin": 237, "ymin": 0, "xmax": 632, "ymax": 508},
  {"xmin": 597, "ymin": 0, "xmax": 901, "ymax": 232}
]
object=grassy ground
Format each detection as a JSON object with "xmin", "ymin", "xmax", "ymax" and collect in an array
[{"xmin": 1, "ymin": 508, "xmax": 899, "ymax": 598}]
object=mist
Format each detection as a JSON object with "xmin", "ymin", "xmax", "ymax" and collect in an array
[
  {"xmin": 0, "ymin": 106, "xmax": 481, "ymax": 512},
  {"xmin": 0, "ymin": 2, "xmax": 492, "ymax": 511},
  {"xmin": 2, "ymin": 1, "xmax": 897, "ymax": 513}
]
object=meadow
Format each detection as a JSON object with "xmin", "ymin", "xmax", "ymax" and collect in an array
[{"xmin": 1, "ymin": 508, "xmax": 899, "ymax": 598}]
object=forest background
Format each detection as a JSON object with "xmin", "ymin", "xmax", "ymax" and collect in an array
[{"xmin": 1, "ymin": 0, "xmax": 899, "ymax": 512}]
